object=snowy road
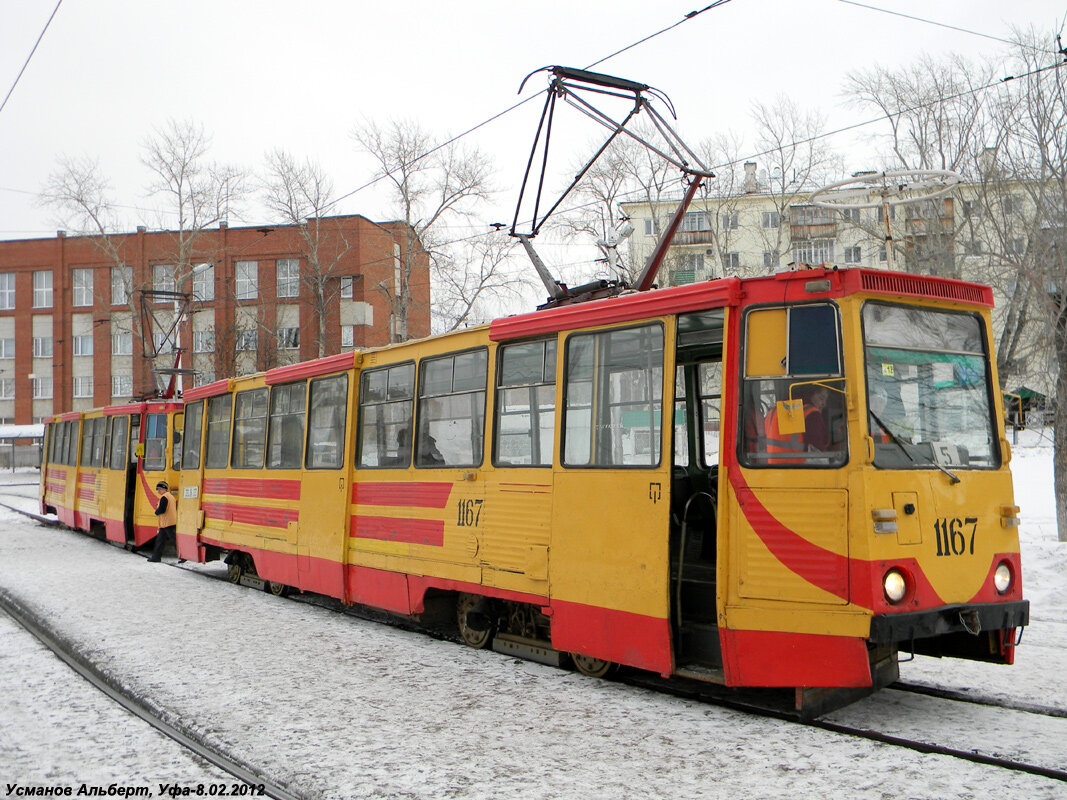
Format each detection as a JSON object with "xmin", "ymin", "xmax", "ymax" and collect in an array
[{"xmin": 1, "ymin": 434, "xmax": 1065, "ymax": 799}]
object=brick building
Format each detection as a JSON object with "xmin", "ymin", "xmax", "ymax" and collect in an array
[{"xmin": 0, "ymin": 215, "xmax": 430, "ymax": 423}]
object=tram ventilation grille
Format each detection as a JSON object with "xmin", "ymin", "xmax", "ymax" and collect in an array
[{"xmin": 861, "ymin": 272, "xmax": 988, "ymax": 304}]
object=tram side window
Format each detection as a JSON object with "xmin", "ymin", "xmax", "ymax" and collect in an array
[
  {"xmin": 144, "ymin": 414, "xmax": 168, "ymax": 471},
  {"xmin": 307, "ymin": 374, "xmax": 348, "ymax": 469},
  {"xmin": 232, "ymin": 388, "xmax": 269, "ymax": 469},
  {"xmin": 740, "ymin": 304, "xmax": 847, "ymax": 468},
  {"xmin": 417, "ymin": 349, "xmax": 487, "ymax": 468},
  {"xmin": 181, "ymin": 402, "xmax": 204, "ymax": 471},
  {"xmin": 65, "ymin": 421, "xmax": 79, "ymax": 466},
  {"xmin": 358, "ymin": 364, "xmax": 414, "ymax": 468},
  {"xmin": 563, "ymin": 324, "xmax": 664, "ymax": 467},
  {"xmin": 88, "ymin": 418, "xmax": 106, "ymax": 467},
  {"xmin": 204, "ymin": 394, "xmax": 234, "ymax": 469},
  {"xmin": 80, "ymin": 420, "xmax": 94, "ymax": 467},
  {"xmin": 494, "ymin": 339, "xmax": 556, "ymax": 467},
  {"xmin": 172, "ymin": 414, "xmax": 183, "ymax": 471},
  {"xmin": 267, "ymin": 382, "xmax": 306, "ymax": 469},
  {"xmin": 109, "ymin": 416, "xmax": 129, "ymax": 471}
]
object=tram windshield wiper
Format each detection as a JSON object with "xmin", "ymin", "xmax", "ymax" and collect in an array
[{"xmin": 871, "ymin": 410, "xmax": 960, "ymax": 484}]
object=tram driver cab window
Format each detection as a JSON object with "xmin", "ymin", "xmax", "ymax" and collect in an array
[{"xmin": 740, "ymin": 303, "xmax": 847, "ymax": 468}]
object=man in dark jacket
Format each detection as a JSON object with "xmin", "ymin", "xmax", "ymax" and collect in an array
[{"xmin": 147, "ymin": 480, "xmax": 177, "ymax": 563}]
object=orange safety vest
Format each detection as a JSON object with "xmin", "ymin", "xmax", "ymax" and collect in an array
[
  {"xmin": 763, "ymin": 404, "xmax": 820, "ymax": 465},
  {"xmin": 157, "ymin": 490, "xmax": 177, "ymax": 529}
]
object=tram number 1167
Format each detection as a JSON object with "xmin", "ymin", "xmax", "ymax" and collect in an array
[
  {"xmin": 457, "ymin": 499, "xmax": 484, "ymax": 528},
  {"xmin": 933, "ymin": 516, "xmax": 978, "ymax": 557}
]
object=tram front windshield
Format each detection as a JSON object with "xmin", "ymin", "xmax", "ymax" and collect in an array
[{"xmin": 863, "ymin": 303, "xmax": 998, "ymax": 470}]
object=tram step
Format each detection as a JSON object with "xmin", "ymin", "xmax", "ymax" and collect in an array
[
  {"xmin": 238, "ymin": 574, "xmax": 266, "ymax": 591},
  {"xmin": 678, "ymin": 622, "xmax": 723, "ymax": 665},
  {"xmin": 492, "ymin": 633, "xmax": 562, "ymax": 667}
]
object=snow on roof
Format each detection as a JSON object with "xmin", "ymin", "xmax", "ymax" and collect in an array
[{"xmin": 0, "ymin": 424, "xmax": 44, "ymax": 439}]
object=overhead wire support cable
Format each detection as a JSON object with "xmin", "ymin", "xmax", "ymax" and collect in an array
[
  {"xmin": 0, "ymin": 0, "xmax": 63, "ymax": 118},
  {"xmin": 836, "ymin": 0, "xmax": 1059, "ymax": 54},
  {"xmin": 323, "ymin": 1, "xmax": 729, "ymax": 214}
]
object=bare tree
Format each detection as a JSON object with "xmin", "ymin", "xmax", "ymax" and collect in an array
[
  {"xmin": 353, "ymin": 118, "xmax": 499, "ymax": 340},
  {"xmin": 41, "ymin": 119, "xmax": 248, "ymax": 394},
  {"xmin": 262, "ymin": 148, "xmax": 351, "ymax": 357}
]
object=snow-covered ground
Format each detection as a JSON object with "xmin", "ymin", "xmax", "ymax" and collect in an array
[{"xmin": 0, "ymin": 432, "xmax": 1064, "ymax": 799}]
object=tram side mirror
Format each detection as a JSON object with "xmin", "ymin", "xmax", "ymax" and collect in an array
[{"xmin": 776, "ymin": 399, "xmax": 807, "ymax": 435}]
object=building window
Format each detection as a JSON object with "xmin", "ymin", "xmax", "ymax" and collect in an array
[
  {"xmin": 791, "ymin": 206, "xmax": 833, "ymax": 226},
  {"xmin": 277, "ymin": 258, "xmax": 299, "ymax": 298},
  {"xmin": 721, "ymin": 213, "xmax": 739, "ymax": 230},
  {"xmin": 0, "ymin": 379, "xmax": 13, "ymax": 399},
  {"xmin": 680, "ymin": 211, "xmax": 712, "ymax": 232},
  {"xmin": 793, "ymin": 239, "xmax": 835, "ymax": 264},
  {"xmin": 112, "ymin": 332, "xmax": 133, "ymax": 355},
  {"xmin": 1009, "ymin": 238, "xmax": 1027, "ymax": 255},
  {"xmin": 153, "ymin": 332, "xmax": 176, "ymax": 354},
  {"xmin": 33, "ymin": 271, "xmax": 53, "ymax": 308},
  {"xmin": 673, "ymin": 252, "xmax": 704, "ymax": 285},
  {"xmin": 964, "ymin": 239, "xmax": 984, "ymax": 256},
  {"xmin": 194, "ymin": 371, "xmax": 216, "ymax": 388},
  {"xmin": 236, "ymin": 261, "xmax": 258, "ymax": 300},
  {"xmin": 840, "ymin": 208, "xmax": 861, "ymax": 224},
  {"xmin": 1003, "ymin": 195, "xmax": 1021, "ymax": 215},
  {"xmin": 73, "ymin": 334, "xmax": 93, "ymax": 356},
  {"xmin": 879, "ymin": 246, "xmax": 888, "ymax": 262},
  {"xmin": 33, "ymin": 337, "xmax": 53, "ymax": 358},
  {"xmin": 112, "ymin": 266, "xmax": 132, "ymax": 305},
  {"xmin": 73, "ymin": 268, "xmax": 94, "ymax": 307},
  {"xmin": 279, "ymin": 327, "xmax": 300, "ymax": 350},
  {"xmin": 340, "ymin": 276, "xmax": 354, "ymax": 299},
  {"xmin": 236, "ymin": 329, "xmax": 257, "ymax": 351},
  {"xmin": 644, "ymin": 218, "xmax": 659, "ymax": 236},
  {"xmin": 844, "ymin": 245, "xmax": 862, "ymax": 263},
  {"xmin": 33, "ymin": 377, "xmax": 53, "ymax": 399},
  {"xmin": 73, "ymin": 376, "xmax": 94, "ymax": 398},
  {"xmin": 193, "ymin": 263, "xmax": 214, "ymax": 301},
  {"xmin": 762, "ymin": 211, "xmax": 780, "ymax": 229},
  {"xmin": 341, "ymin": 325, "xmax": 355, "ymax": 348},
  {"xmin": 0, "ymin": 273, "xmax": 15, "ymax": 310},
  {"xmin": 111, "ymin": 375, "xmax": 132, "ymax": 397},
  {"xmin": 153, "ymin": 264, "xmax": 175, "ymax": 296},
  {"xmin": 192, "ymin": 330, "xmax": 215, "ymax": 353},
  {"xmin": 763, "ymin": 251, "xmax": 780, "ymax": 269},
  {"xmin": 0, "ymin": 338, "xmax": 14, "ymax": 359},
  {"xmin": 723, "ymin": 252, "xmax": 740, "ymax": 269},
  {"xmin": 877, "ymin": 205, "xmax": 896, "ymax": 222}
]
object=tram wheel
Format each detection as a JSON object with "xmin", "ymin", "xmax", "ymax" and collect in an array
[
  {"xmin": 268, "ymin": 581, "xmax": 290, "ymax": 598},
  {"xmin": 571, "ymin": 653, "xmax": 618, "ymax": 679},
  {"xmin": 226, "ymin": 561, "xmax": 242, "ymax": 584},
  {"xmin": 457, "ymin": 593, "xmax": 494, "ymax": 649}
]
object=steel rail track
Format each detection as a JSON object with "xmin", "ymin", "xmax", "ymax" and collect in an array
[
  {"xmin": 11, "ymin": 497, "xmax": 1067, "ymax": 785},
  {"xmin": 892, "ymin": 680, "xmax": 1067, "ymax": 719},
  {"xmin": 0, "ymin": 502, "xmax": 312, "ymax": 800}
]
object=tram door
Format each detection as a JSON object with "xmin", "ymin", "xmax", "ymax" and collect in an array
[
  {"xmin": 550, "ymin": 322, "xmax": 674, "ymax": 673},
  {"xmin": 671, "ymin": 310, "xmax": 726, "ymax": 668},
  {"xmin": 297, "ymin": 373, "xmax": 351, "ymax": 597}
]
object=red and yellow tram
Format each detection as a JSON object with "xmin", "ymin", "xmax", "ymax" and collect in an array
[
  {"xmin": 161, "ymin": 265, "xmax": 1027, "ymax": 709},
  {"xmin": 41, "ymin": 402, "xmax": 184, "ymax": 548}
]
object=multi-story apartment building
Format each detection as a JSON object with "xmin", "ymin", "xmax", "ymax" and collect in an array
[{"xmin": 0, "ymin": 215, "xmax": 430, "ymax": 424}]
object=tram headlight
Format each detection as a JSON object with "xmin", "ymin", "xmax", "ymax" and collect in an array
[
  {"xmin": 994, "ymin": 561, "xmax": 1013, "ymax": 594},
  {"xmin": 883, "ymin": 569, "xmax": 907, "ymax": 604}
]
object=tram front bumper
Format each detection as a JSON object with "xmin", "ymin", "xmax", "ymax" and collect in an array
[{"xmin": 869, "ymin": 600, "xmax": 1029, "ymax": 643}]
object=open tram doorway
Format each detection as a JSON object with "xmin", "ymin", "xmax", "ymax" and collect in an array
[{"xmin": 670, "ymin": 310, "xmax": 724, "ymax": 670}]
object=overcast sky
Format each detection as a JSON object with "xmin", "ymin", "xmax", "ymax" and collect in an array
[{"xmin": 1, "ymin": 0, "xmax": 1064, "ymax": 253}]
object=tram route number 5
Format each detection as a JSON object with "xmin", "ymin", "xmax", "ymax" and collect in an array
[
  {"xmin": 457, "ymin": 499, "xmax": 484, "ymax": 527},
  {"xmin": 933, "ymin": 516, "xmax": 978, "ymax": 556}
]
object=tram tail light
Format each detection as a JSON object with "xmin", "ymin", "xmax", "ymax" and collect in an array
[
  {"xmin": 994, "ymin": 561, "xmax": 1013, "ymax": 594},
  {"xmin": 1000, "ymin": 505, "xmax": 1020, "ymax": 529},
  {"xmin": 872, "ymin": 508, "xmax": 897, "ymax": 534}
]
